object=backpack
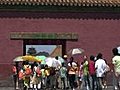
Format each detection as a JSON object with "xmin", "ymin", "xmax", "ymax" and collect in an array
[
  {"xmin": 19, "ymin": 70, "xmax": 25, "ymax": 80},
  {"xmin": 36, "ymin": 67, "xmax": 41, "ymax": 77},
  {"xmin": 25, "ymin": 67, "xmax": 32, "ymax": 75}
]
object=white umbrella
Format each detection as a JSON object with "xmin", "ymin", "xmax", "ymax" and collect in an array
[
  {"xmin": 45, "ymin": 57, "xmax": 61, "ymax": 67},
  {"xmin": 13, "ymin": 56, "xmax": 24, "ymax": 62},
  {"xmin": 45, "ymin": 57, "xmax": 54, "ymax": 67},
  {"xmin": 117, "ymin": 46, "xmax": 120, "ymax": 54},
  {"xmin": 68, "ymin": 48, "xmax": 84, "ymax": 55}
]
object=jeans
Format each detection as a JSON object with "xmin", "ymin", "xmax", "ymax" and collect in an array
[
  {"xmin": 61, "ymin": 77, "xmax": 66, "ymax": 89},
  {"xmin": 68, "ymin": 74, "xmax": 76, "ymax": 89},
  {"xmin": 90, "ymin": 74, "xmax": 97, "ymax": 90}
]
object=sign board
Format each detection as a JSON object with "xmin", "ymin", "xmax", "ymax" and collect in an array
[{"xmin": 10, "ymin": 32, "xmax": 78, "ymax": 40}]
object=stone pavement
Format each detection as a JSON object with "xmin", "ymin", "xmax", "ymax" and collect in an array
[
  {"xmin": 0, "ymin": 86, "xmax": 114, "ymax": 90},
  {"xmin": 0, "ymin": 73, "xmax": 115, "ymax": 90}
]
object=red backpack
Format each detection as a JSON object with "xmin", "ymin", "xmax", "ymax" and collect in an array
[
  {"xmin": 25, "ymin": 67, "xmax": 32, "ymax": 75},
  {"xmin": 36, "ymin": 67, "xmax": 41, "ymax": 77},
  {"xmin": 19, "ymin": 70, "xmax": 25, "ymax": 80}
]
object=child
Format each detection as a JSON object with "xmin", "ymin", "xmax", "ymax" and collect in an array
[{"xmin": 60, "ymin": 63, "xmax": 67, "ymax": 89}]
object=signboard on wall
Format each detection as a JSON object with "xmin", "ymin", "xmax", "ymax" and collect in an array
[{"xmin": 10, "ymin": 32, "xmax": 78, "ymax": 40}]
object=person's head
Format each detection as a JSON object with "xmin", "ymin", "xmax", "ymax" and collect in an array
[
  {"xmin": 55, "ymin": 56, "xmax": 58, "ymax": 60},
  {"xmin": 83, "ymin": 55, "xmax": 87, "ymax": 62},
  {"xmin": 84, "ymin": 55, "xmax": 87, "ymax": 58},
  {"xmin": 81, "ymin": 62, "xmax": 84, "ymax": 65},
  {"xmin": 23, "ymin": 60, "xmax": 29, "ymax": 65},
  {"xmin": 63, "ymin": 55, "xmax": 67, "ymax": 60},
  {"xmin": 112, "ymin": 48, "xmax": 119, "ymax": 56},
  {"xmin": 97, "ymin": 53, "xmax": 102, "ymax": 59},
  {"xmin": 90, "ymin": 55, "xmax": 95, "ymax": 61},
  {"xmin": 45, "ymin": 64, "xmax": 48, "ymax": 68},
  {"xmin": 33, "ymin": 61, "xmax": 38, "ymax": 66}
]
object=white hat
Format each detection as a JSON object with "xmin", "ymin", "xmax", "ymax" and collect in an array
[{"xmin": 63, "ymin": 55, "xmax": 67, "ymax": 58}]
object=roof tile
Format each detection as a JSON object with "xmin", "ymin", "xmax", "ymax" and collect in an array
[{"xmin": 0, "ymin": 0, "xmax": 119, "ymax": 7}]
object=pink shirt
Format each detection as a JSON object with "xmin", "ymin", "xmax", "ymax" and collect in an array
[{"xmin": 88, "ymin": 60, "xmax": 96, "ymax": 75}]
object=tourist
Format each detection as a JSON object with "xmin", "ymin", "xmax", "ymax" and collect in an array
[
  {"xmin": 68, "ymin": 57, "xmax": 78, "ymax": 90},
  {"xmin": 82, "ymin": 55, "xmax": 91, "ymax": 90},
  {"xmin": 112, "ymin": 48, "xmax": 120, "ymax": 90},
  {"xmin": 88, "ymin": 55, "xmax": 96, "ymax": 90},
  {"xmin": 60, "ymin": 63, "xmax": 67, "ymax": 89},
  {"xmin": 95, "ymin": 53, "xmax": 107, "ymax": 90}
]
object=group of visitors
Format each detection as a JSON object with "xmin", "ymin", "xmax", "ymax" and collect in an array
[
  {"xmin": 79, "ymin": 53, "xmax": 110, "ymax": 90},
  {"xmin": 78, "ymin": 47, "xmax": 120, "ymax": 90},
  {"xmin": 12, "ymin": 55, "xmax": 70, "ymax": 90},
  {"xmin": 12, "ymin": 47, "xmax": 120, "ymax": 90}
]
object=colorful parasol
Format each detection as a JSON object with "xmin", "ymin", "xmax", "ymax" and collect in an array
[
  {"xmin": 22, "ymin": 55, "xmax": 41, "ymax": 62},
  {"xmin": 68, "ymin": 48, "xmax": 84, "ymax": 56}
]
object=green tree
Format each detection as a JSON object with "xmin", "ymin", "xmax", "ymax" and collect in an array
[{"xmin": 27, "ymin": 47, "xmax": 37, "ymax": 55}]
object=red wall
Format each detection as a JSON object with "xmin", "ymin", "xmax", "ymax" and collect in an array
[{"xmin": 0, "ymin": 11, "xmax": 120, "ymax": 79}]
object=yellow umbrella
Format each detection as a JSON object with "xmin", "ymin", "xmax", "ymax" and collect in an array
[{"xmin": 22, "ymin": 55, "xmax": 41, "ymax": 62}]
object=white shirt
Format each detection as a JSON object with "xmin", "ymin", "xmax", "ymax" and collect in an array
[{"xmin": 95, "ymin": 59, "xmax": 107, "ymax": 77}]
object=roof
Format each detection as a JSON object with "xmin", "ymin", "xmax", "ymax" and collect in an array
[
  {"xmin": 0, "ymin": 0, "xmax": 120, "ymax": 7},
  {"xmin": 50, "ymin": 45, "xmax": 62, "ymax": 57}
]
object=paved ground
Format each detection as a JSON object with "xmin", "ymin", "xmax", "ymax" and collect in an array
[
  {"xmin": 0, "ymin": 86, "xmax": 115, "ymax": 90},
  {"xmin": 0, "ymin": 73, "xmax": 115, "ymax": 90}
]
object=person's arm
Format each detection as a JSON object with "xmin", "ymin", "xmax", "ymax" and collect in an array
[{"xmin": 95, "ymin": 61, "xmax": 98, "ymax": 70}]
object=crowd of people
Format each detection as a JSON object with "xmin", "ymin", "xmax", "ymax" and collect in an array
[{"xmin": 12, "ymin": 47, "xmax": 120, "ymax": 90}]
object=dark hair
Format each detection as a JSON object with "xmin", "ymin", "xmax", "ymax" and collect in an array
[
  {"xmin": 112, "ymin": 48, "xmax": 119, "ymax": 56},
  {"xmin": 45, "ymin": 64, "xmax": 48, "ymax": 68},
  {"xmin": 90, "ymin": 55, "xmax": 95, "ymax": 61},
  {"xmin": 69, "ymin": 57, "xmax": 74, "ymax": 66},
  {"xmin": 33, "ymin": 62, "xmax": 38, "ymax": 66},
  {"xmin": 55, "ymin": 56, "xmax": 58, "ymax": 60},
  {"xmin": 97, "ymin": 53, "xmax": 102, "ymax": 59},
  {"xmin": 23, "ymin": 61, "xmax": 29, "ymax": 65},
  {"xmin": 81, "ymin": 62, "xmax": 84, "ymax": 65}
]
